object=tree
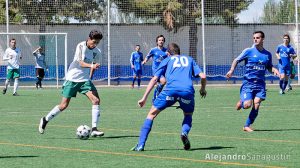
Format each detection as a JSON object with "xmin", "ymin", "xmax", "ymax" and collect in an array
[
  {"xmin": 0, "ymin": 0, "xmax": 22, "ymax": 24},
  {"xmin": 260, "ymin": 0, "xmax": 295, "ymax": 23},
  {"xmin": 112, "ymin": 0, "xmax": 254, "ymax": 60}
]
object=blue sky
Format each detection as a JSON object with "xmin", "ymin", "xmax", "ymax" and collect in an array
[{"xmin": 237, "ymin": 0, "xmax": 277, "ymax": 23}]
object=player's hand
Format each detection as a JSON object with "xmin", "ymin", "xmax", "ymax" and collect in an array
[
  {"xmin": 225, "ymin": 70, "xmax": 233, "ymax": 79},
  {"xmin": 131, "ymin": 65, "xmax": 134, "ymax": 69},
  {"xmin": 92, "ymin": 63, "xmax": 100, "ymax": 69},
  {"xmin": 273, "ymin": 69, "xmax": 280, "ymax": 77},
  {"xmin": 199, "ymin": 88, "xmax": 207, "ymax": 98},
  {"xmin": 142, "ymin": 61, "xmax": 146, "ymax": 65},
  {"xmin": 138, "ymin": 98, "xmax": 146, "ymax": 108}
]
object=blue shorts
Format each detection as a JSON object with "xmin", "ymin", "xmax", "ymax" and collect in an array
[
  {"xmin": 240, "ymin": 81, "xmax": 266, "ymax": 101},
  {"xmin": 279, "ymin": 66, "xmax": 291, "ymax": 76},
  {"xmin": 153, "ymin": 90, "xmax": 195, "ymax": 113},
  {"xmin": 133, "ymin": 69, "xmax": 142, "ymax": 76}
]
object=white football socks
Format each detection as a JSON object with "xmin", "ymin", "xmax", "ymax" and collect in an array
[
  {"xmin": 13, "ymin": 78, "xmax": 19, "ymax": 94},
  {"xmin": 92, "ymin": 105, "xmax": 100, "ymax": 128},
  {"xmin": 45, "ymin": 105, "xmax": 61, "ymax": 121},
  {"xmin": 4, "ymin": 79, "xmax": 9, "ymax": 90}
]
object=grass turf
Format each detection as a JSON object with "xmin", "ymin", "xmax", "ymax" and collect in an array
[{"xmin": 0, "ymin": 86, "xmax": 299, "ymax": 168}]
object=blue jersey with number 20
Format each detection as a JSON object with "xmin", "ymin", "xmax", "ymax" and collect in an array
[{"xmin": 154, "ymin": 55, "xmax": 202, "ymax": 94}]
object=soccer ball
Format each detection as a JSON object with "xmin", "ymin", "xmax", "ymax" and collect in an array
[{"xmin": 76, "ymin": 125, "xmax": 91, "ymax": 140}]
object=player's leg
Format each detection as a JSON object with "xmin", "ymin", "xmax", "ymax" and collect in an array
[
  {"xmin": 282, "ymin": 70, "xmax": 289, "ymax": 92},
  {"xmin": 3, "ymin": 69, "xmax": 13, "ymax": 94},
  {"xmin": 132, "ymin": 69, "xmax": 137, "ymax": 88},
  {"xmin": 244, "ymin": 97, "xmax": 262, "ymax": 132},
  {"xmin": 39, "ymin": 97, "xmax": 71, "ymax": 134},
  {"xmin": 35, "ymin": 68, "xmax": 39, "ymax": 89},
  {"xmin": 237, "ymin": 84, "xmax": 253, "ymax": 110},
  {"xmin": 13, "ymin": 69, "xmax": 20, "ymax": 96},
  {"xmin": 85, "ymin": 90, "xmax": 104, "ymax": 137},
  {"xmin": 131, "ymin": 106, "xmax": 161, "ymax": 151},
  {"xmin": 38, "ymin": 68, "xmax": 45, "ymax": 88},
  {"xmin": 179, "ymin": 93, "xmax": 194, "ymax": 150},
  {"xmin": 82, "ymin": 81, "xmax": 104, "ymax": 137},
  {"xmin": 279, "ymin": 68, "xmax": 285, "ymax": 94},
  {"xmin": 137, "ymin": 70, "xmax": 142, "ymax": 89},
  {"xmin": 152, "ymin": 76, "xmax": 166, "ymax": 103},
  {"xmin": 39, "ymin": 81, "xmax": 78, "ymax": 134},
  {"xmin": 132, "ymin": 91, "xmax": 175, "ymax": 151}
]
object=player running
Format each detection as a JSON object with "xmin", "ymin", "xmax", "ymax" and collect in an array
[
  {"xmin": 275, "ymin": 34, "xmax": 297, "ymax": 94},
  {"xmin": 132, "ymin": 43, "xmax": 207, "ymax": 151},
  {"xmin": 142, "ymin": 35, "xmax": 168, "ymax": 102},
  {"xmin": 226, "ymin": 31, "xmax": 279, "ymax": 132}
]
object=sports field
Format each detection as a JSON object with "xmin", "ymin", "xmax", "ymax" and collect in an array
[{"xmin": 0, "ymin": 86, "xmax": 299, "ymax": 168}]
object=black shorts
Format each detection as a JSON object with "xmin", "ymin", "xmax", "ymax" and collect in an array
[{"xmin": 36, "ymin": 68, "xmax": 45, "ymax": 78}]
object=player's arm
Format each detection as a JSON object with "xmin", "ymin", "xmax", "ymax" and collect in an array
[
  {"xmin": 275, "ymin": 53, "xmax": 280, "ymax": 60},
  {"xmin": 3, "ymin": 50, "xmax": 10, "ymax": 61},
  {"xmin": 33, "ymin": 46, "xmax": 40, "ymax": 55},
  {"xmin": 130, "ymin": 53, "xmax": 134, "ymax": 68},
  {"xmin": 138, "ymin": 76, "xmax": 158, "ymax": 107},
  {"xmin": 199, "ymin": 72, "xmax": 207, "ymax": 98},
  {"xmin": 142, "ymin": 50, "xmax": 152, "ymax": 64},
  {"xmin": 226, "ymin": 58, "xmax": 239, "ymax": 79}
]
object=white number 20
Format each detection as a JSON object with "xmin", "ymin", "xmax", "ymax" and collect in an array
[{"xmin": 172, "ymin": 56, "xmax": 189, "ymax": 67}]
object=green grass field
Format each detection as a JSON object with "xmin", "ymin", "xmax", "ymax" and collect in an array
[{"xmin": 0, "ymin": 86, "xmax": 299, "ymax": 168}]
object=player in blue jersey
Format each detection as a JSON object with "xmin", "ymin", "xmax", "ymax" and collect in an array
[
  {"xmin": 226, "ymin": 31, "xmax": 279, "ymax": 132},
  {"xmin": 131, "ymin": 43, "xmax": 207, "ymax": 151},
  {"xmin": 275, "ymin": 34, "xmax": 297, "ymax": 94},
  {"xmin": 130, "ymin": 45, "xmax": 144, "ymax": 88},
  {"xmin": 142, "ymin": 35, "xmax": 168, "ymax": 102}
]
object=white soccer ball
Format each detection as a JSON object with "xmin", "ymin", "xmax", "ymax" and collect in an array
[{"xmin": 76, "ymin": 125, "xmax": 91, "ymax": 140}]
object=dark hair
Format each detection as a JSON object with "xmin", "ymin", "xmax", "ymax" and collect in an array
[
  {"xmin": 89, "ymin": 30, "xmax": 103, "ymax": 40},
  {"xmin": 136, "ymin": 44, "xmax": 140, "ymax": 47},
  {"xmin": 9, "ymin": 38, "xmax": 16, "ymax": 42},
  {"xmin": 253, "ymin": 31, "xmax": 265, "ymax": 38},
  {"xmin": 156, "ymin": 35, "xmax": 165, "ymax": 42},
  {"xmin": 167, "ymin": 43, "xmax": 180, "ymax": 55},
  {"xmin": 283, "ymin": 34, "xmax": 290, "ymax": 40}
]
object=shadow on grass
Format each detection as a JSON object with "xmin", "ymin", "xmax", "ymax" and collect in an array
[
  {"xmin": 254, "ymin": 128, "xmax": 300, "ymax": 132},
  {"xmin": 0, "ymin": 155, "xmax": 38, "ymax": 159},
  {"xmin": 148, "ymin": 146, "xmax": 235, "ymax": 151}
]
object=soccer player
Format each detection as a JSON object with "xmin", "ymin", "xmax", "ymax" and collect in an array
[
  {"xmin": 33, "ymin": 46, "xmax": 47, "ymax": 89},
  {"xmin": 226, "ymin": 31, "xmax": 279, "ymax": 132},
  {"xmin": 39, "ymin": 30, "xmax": 104, "ymax": 137},
  {"xmin": 275, "ymin": 34, "xmax": 297, "ymax": 94},
  {"xmin": 142, "ymin": 35, "xmax": 168, "ymax": 102},
  {"xmin": 131, "ymin": 43, "xmax": 207, "ymax": 151},
  {"xmin": 2, "ymin": 38, "xmax": 22, "ymax": 96},
  {"xmin": 130, "ymin": 45, "xmax": 144, "ymax": 88}
]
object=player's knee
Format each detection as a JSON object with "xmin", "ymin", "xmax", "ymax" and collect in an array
[
  {"xmin": 59, "ymin": 104, "xmax": 68, "ymax": 111},
  {"xmin": 243, "ymin": 102, "xmax": 252, "ymax": 109},
  {"xmin": 92, "ymin": 97, "xmax": 100, "ymax": 105}
]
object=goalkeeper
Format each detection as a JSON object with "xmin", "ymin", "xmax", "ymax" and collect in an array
[{"xmin": 33, "ymin": 46, "xmax": 47, "ymax": 89}]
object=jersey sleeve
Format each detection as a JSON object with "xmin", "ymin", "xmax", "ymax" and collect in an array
[
  {"xmin": 192, "ymin": 58, "xmax": 203, "ymax": 77},
  {"xmin": 140, "ymin": 53, "xmax": 144, "ymax": 62},
  {"xmin": 3, "ymin": 49, "xmax": 9, "ymax": 61},
  {"xmin": 154, "ymin": 57, "xmax": 170, "ymax": 78},
  {"xmin": 146, "ymin": 49, "xmax": 154, "ymax": 60},
  {"xmin": 276, "ymin": 46, "xmax": 280, "ymax": 54},
  {"xmin": 130, "ymin": 52, "xmax": 134, "ymax": 65},
  {"xmin": 266, "ymin": 52, "xmax": 273, "ymax": 69},
  {"xmin": 75, "ymin": 43, "xmax": 85, "ymax": 62},
  {"xmin": 236, "ymin": 48, "xmax": 249, "ymax": 63}
]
